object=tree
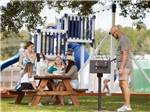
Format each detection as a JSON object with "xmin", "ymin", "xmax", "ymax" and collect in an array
[
  {"xmin": 0, "ymin": 30, "xmax": 29, "ymax": 60},
  {"xmin": 119, "ymin": 1, "xmax": 150, "ymax": 20},
  {"xmin": 133, "ymin": 20, "xmax": 147, "ymax": 30},
  {"xmin": 1, "ymin": 1, "xmax": 44, "ymax": 33},
  {"xmin": 121, "ymin": 27, "xmax": 150, "ymax": 54},
  {"xmin": 95, "ymin": 27, "xmax": 150, "ymax": 54},
  {"xmin": 1, "ymin": 0, "xmax": 150, "ymax": 33}
]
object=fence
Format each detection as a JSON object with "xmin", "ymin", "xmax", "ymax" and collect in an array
[
  {"xmin": 0, "ymin": 65, "xmax": 20, "ymax": 89},
  {"xmin": 131, "ymin": 59, "xmax": 150, "ymax": 93}
]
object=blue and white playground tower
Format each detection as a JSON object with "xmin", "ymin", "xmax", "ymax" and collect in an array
[{"xmin": 32, "ymin": 14, "xmax": 96, "ymax": 89}]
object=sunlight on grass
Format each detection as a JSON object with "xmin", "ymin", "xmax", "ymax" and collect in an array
[{"xmin": 1, "ymin": 96, "xmax": 150, "ymax": 112}]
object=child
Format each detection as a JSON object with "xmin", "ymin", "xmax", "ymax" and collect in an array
[
  {"xmin": 103, "ymin": 74, "xmax": 111, "ymax": 96},
  {"xmin": 47, "ymin": 56, "xmax": 65, "ymax": 105},
  {"xmin": 18, "ymin": 62, "xmax": 36, "ymax": 91},
  {"xmin": 48, "ymin": 56, "xmax": 65, "ymax": 75}
]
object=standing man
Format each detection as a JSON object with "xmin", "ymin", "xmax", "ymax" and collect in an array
[{"xmin": 110, "ymin": 25, "xmax": 132, "ymax": 112}]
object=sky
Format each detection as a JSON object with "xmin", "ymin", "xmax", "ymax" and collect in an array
[
  {"xmin": 40, "ymin": 3, "xmax": 150, "ymax": 31},
  {"xmin": 1, "ymin": 0, "xmax": 150, "ymax": 31}
]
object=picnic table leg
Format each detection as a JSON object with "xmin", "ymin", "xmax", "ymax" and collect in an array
[
  {"xmin": 62, "ymin": 79, "xmax": 80, "ymax": 107},
  {"xmin": 31, "ymin": 79, "xmax": 48, "ymax": 106},
  {"xmin": 15, "ymin": 92, "xmax": 25, "ymax": 104},
  {"xmin": 31, "ymin": 96, "xmax": 42, "ymax": 106}
]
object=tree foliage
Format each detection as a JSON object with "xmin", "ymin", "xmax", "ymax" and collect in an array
[
  {"xmin": 46, "ymin": 1, "xmax": 97, "ymax": 15},
  {"xmin": 1, "ymin": 1, "xmax": 150, "ymax": 33},
  {"xmin": 119, "ymin": 1, "xmax": 150, "ymax": 20},
  {"xmin": 0, "ymin": 30, "xmax": 29, "ymax": 60},
  {"xmin": 1, "ymin": 1, "xmax": 44, "ymax": 32},
  {"xmin": 95, "ymin": 27, "xmax": 150, "ymax": 55}
]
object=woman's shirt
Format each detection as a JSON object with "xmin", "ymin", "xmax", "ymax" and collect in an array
[
  {"xmin": 20, "ymin": 73, "xmax": 34, "ymax": 83},
  {"xmin": 66, "ymin": 65, "xmax": 78, "ymax": 80},
  {"xmin": 19, "ymin": 50, "xmax": 36, "ymax": 66},
  {"xmin": 19, "ymin": 50, "xmax": 36, "ymax": 73}
]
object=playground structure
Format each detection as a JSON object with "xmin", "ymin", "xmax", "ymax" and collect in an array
[
  {"xmin": 31, "ymin": 14, "xmax": 96, "ymax": 89},
  {"xmin": 0, "ymin": 3, "xmax": 150, "ymax": 94}
]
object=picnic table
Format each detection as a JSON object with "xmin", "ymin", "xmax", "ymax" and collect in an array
[{"xmin": 9, "ymin": 75, "xmax": 80, "ymax": 107}]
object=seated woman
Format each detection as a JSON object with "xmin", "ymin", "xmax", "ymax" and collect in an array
[
  {"xmin": 65, "ymin": 55, "xmax": 79, "ymax": 104},
  {"xmin": 65, "ymin": 55, "xmax": 79, "ymax": 89},
  {"xmin": 17, "ymin": 62, "xmax": 36, "ymax": 92}
]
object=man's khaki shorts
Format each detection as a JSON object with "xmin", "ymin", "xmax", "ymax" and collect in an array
[{"xmin": 119, "ymin": 68, "xmax": 132, "ymax": 81}]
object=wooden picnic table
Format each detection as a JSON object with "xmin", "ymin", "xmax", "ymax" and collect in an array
[
  {"xmin": 31, "ymin": 75, "xmax": 80, "ymax": 107},
  {"xmin": 9, "ymin": 75, "xmax": 80, "ymax": 107}
]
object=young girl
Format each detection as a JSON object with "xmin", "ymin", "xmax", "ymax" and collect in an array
[
  {"xmin": 19, "ymin": 62, "xmax": 36, "ymax": 91},
  {"xmin": 47, "ymin": 56, "xmax": 65, "ymax": 105},
  {"xmin": 48, "ymin": 56, "xmax": 65, "ymax": 75}
]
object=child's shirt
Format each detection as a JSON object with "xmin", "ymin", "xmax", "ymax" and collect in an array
[
  {"xmin": 21, "ymin": 73, "xmax": 34, "ymax": 83},
  {"xmin": 48, "ymin": 65, "xmax": 64, "ymax": 75}
]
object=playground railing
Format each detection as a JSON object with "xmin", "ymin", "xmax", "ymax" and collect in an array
[
  {"xmin": 33, "ymin": 29, "xmax": 67, "ymax": 57},
  {"xmin": 58, "ymin": 14, "xmax": 96, "ymax": 43}
]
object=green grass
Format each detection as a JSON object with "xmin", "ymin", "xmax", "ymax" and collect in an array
[{"xmin": 1, "ymin": 96, "xmax": 150, "ymax": 112}]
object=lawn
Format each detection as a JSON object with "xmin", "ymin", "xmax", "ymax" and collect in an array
[{"xmin": 0, "ymin": 95, "xmax": 150, "ymax": 112}]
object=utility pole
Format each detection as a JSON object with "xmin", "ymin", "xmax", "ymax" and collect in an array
[{"xmin": 110, "ymin": 3, "xmax": 116, "ymax": 93}]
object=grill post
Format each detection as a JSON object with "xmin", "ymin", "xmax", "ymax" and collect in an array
[
  {"xmin": 90, "ymin": 59, "xmax": 111, "ymax": 111},
  {"xmin": 97, "ymin": 73, "xmax": 103, "ymax": 112}
]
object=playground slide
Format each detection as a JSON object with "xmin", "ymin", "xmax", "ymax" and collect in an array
[
  {"xmin": 68, "ymin": 43, "xmax": 90, "ymax": 88},
  {"xmin": 0, "ymin": 53, "xmax": 20, "ymax": 71},
  {"xmin": 0, "ymin": 43, "xmax": 88, "ymax": 71},
  {"xmin": 68, "ymin": 43, "xmax": 89, "ymax": 70}
]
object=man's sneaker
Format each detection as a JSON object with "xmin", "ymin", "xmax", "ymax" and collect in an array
[{"xmin": 117, "ymin": 105, "xmax": 132, "ymax": 112}]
